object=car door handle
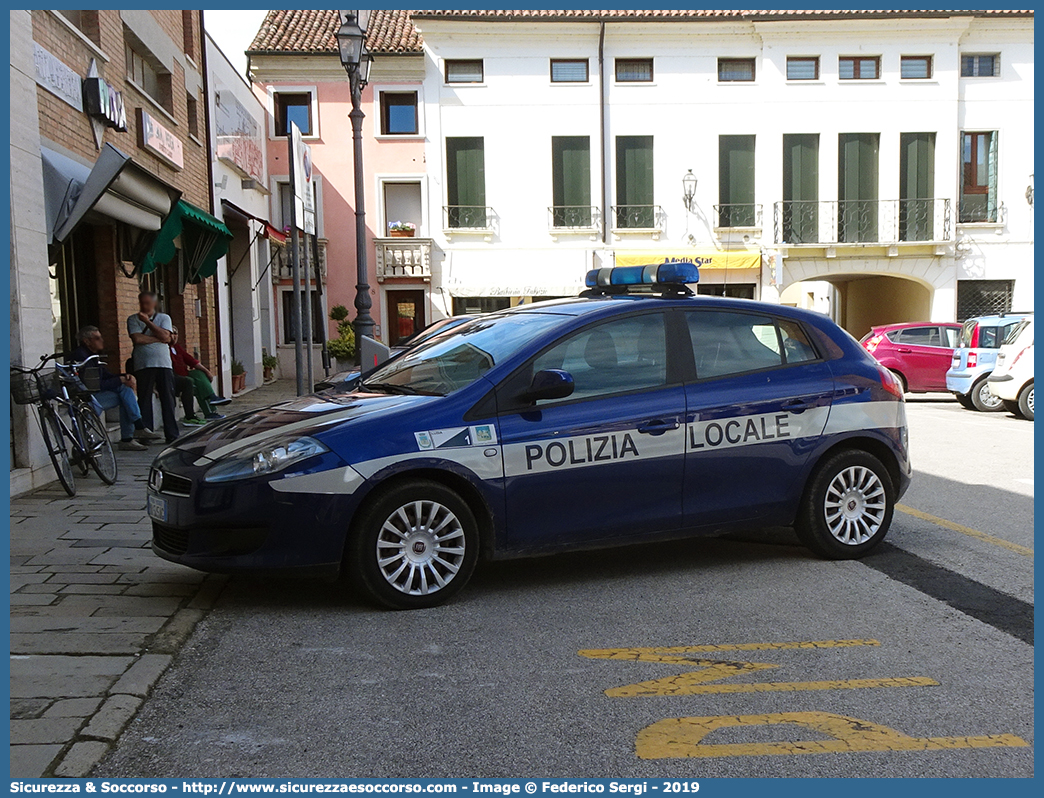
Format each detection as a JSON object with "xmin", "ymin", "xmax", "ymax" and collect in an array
[
  {"xmin": 637, "ymin": 419, "xmax": 681, "ymax": 435},
  {"xmin": 894, "ymin": 347, "xmax": 912, "ymax": 353},
  {"xmin": 781, "ymin": 399, "xmax": 813, "ymax": 413}
]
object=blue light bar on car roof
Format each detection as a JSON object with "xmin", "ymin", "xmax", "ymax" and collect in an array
[{"xmin": 584, "ymin": 262, "xmax": 701, "ymax": 288}]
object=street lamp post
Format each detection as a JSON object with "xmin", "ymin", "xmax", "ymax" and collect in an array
[{"xmin": 336, "ymin": 11, "xmax": 375, "ymax": 360}]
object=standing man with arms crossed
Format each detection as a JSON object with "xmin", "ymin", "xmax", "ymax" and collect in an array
[{"xmin": 127, "ymin": 292, "xmax": 179, "ymax": 444}]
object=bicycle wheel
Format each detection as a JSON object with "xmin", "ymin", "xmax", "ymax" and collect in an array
[
  {"xmin": 77, "ymin": 404, "xmax": 118, "ymax": 485},
  {"xmin": 60, "ymin": 404, "xmax": 91, "ymax": 477},
  {"xmin": 38, "ymin": 405, "xmax": 75, "ymax": 496}
]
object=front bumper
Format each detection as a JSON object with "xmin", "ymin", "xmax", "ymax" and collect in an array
[{"xmin": 147, "ymin": 447, "xmax": 364, "ymax": 578}]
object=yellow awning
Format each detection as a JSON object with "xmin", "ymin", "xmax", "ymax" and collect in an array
[{"xmin": 614, "ymin": 251, "xmax": 761, "ymax": 270}]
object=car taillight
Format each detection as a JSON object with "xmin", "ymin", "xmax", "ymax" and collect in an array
[
  {"xmin": 967, "ymin": 353, "xmax": 977, "ymax": 368},
  {"xmin": 864, "ymin": 334, "xmax": 884, "ymax": 353},
  {"xmin": 878, "ymin": 366, "xmax": 904, "ymax": 399}
]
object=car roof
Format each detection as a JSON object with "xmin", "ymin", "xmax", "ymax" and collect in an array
[
  {"xmin": 964, "ymin": 313, "xmax": 1032, "ymax": 325},
  {"xmin": 873, "ymin": 321, "xmax": 962, "ymax": 331},
  {"xmin": 506, "ymin": 293, "xmax": 825, "ymax": 322}
]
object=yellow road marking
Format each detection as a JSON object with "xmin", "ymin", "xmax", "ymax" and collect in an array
[
  {"xmin": 579, "ymin": 639, "xmax": 879, "ymax": 662},
  {"xmin": 636, "ymin": 711, "xmax": 1028, "ymax": 759},
  {"xmin": 896, "ymin": 504, "xmax": 1034, "ymax": 558},
  {"xmin": 611, "ymin": 675, "xmax": 938, "ymax": 698}
]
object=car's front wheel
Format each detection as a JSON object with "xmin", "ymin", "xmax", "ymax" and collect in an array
[
  {"xmin": 347, "ymin": 479, "xmax": 480, "ymax": 609},
  {"xmin": 970, "ymin": 377, "xmax": 1005, "ymax": 412},
  {"xmin": 796, "ymin": 450, "xmax": 895, "ymax": 559},
  {"xmin": 1018, "ymin": 382, "xmax": 1034, "ymax": 421}
]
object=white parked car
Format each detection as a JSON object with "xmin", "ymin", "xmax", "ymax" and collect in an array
[{"xmin": 988, "ymin": 317, "xmax": 1034, "ymax": 420}]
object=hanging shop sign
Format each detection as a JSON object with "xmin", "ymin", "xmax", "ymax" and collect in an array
[
  {"xmin": 215, "ymin": 87, "xmax": 264, "ymax": 183},
  {"xmin": 138, "ymin": 108, "xmax": 184, "ymax": 170},
  {"xmin": 33, "ymin": 43, "xmax": 83, "ymax": 112}
]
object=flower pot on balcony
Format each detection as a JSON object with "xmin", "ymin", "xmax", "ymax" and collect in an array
[{"xmin": 389, "ymin": 230, "xmax": 415, "ymax": 238}]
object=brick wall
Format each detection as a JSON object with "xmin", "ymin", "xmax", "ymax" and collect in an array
[{"xmin": 31, "ymin": 9, "xmax": 217, "ymax": 373}]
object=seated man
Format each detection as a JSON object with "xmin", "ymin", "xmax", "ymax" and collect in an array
[
  {"xmin": 70, "ymin": 326, "xmax": 163, "ymax": 451},
  {"xmin": 168, "ymin": 326, "xmax": 230, "ymax": 424}
]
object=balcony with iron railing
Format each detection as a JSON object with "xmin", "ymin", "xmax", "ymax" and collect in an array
[
  {"xmin": 548, "ymin": 205, "xmax": 601, "ymax": 238},
  {"xmin": 773, "ymin": 198, "xmax": 952, "ymax": 247},
  {"xmin": 713, "ymin": 203, "xmax": 763, "ymax": 230},
  {"xmin": 611, "ymin": 204, "xmax": 665, "ymax": 238},
  {"xmin": 443, "ymin": 205, "xmax": 495, "ymax": 232},
  {"xmin": 375, "ymin": 237, "xmax": 433, "ymax": 282}
]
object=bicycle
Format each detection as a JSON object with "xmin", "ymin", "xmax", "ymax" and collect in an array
[{"xmin": 10, "ymin": 353, "xmax": 118, "ymax": 496}]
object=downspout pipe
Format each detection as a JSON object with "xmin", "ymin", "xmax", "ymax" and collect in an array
[{"xmin": 598, "ymin": 20, "xmax": 607, "ymax": 247}]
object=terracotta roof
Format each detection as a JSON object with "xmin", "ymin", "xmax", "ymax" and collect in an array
[
  {"xmin": 412, "ymin": 8, "xmax": 1033, "ymax": 21},
  {"xmin": 247, "ymin": 10, "xmax": 422, "ymax": 55}
]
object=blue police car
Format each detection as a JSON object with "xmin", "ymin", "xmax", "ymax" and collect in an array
[{"xmin": 147, "ymin": 263, "xmax": 910, "ymax": 609}]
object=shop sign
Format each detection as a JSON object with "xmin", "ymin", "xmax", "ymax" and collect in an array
[
  {"xmin": 289, "ymin": 122, "xmax": 316, "ymax": 234},
  {"xmin": 33, "ymin": 43, "xmax": 83, "ymax": 112},
  {"xmin": 215, "ymin": 88, "xmax": 264, "ymax": 182},
  {"xmin": 138, "ymin": 108, "xmax": 184, "ymax": 170},
  {"xmin": 83, "ymin": 76, "xmax": 127, "ymax": 131}
]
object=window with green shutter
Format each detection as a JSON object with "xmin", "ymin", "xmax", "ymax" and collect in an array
[
  {"xmin": 899, "ymin": 132, "xmax": 935, "ymax": 240},
  {"xmin": 446, "ymin": 137, "xmax": 486, "ymax": 228},
  {"xmin": 838, "ymin": 133, "xmax": 880, "ymax": 242},
  {"xmin": 782, "ymin": 134, "xmax": 819, "ymax": 243},
  {"xmin": 551, "ymin": 137, "xmax": 592, "ymax": 227},
  {"xmin": 615, "ymin": 136, "xmax": 654, "ymax": 228},
  {"xmin": 718, "ymin": 135, "xmax": 756, "ymax": 227}
]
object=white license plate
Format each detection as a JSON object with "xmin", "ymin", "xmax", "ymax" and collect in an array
[{"xmin": 148, "ymin": 495, "xmax": 168, "ymax": 522}]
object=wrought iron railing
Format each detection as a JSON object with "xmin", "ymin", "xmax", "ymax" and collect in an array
[
  {"xmin": 773, "ymin": 198, "xmax": 952, "ymax": 245},
  {"xmin": 548, "ymin": 205, "xmax": 600, "ymax": 229},
  {"xmin": 713, "ymin": 203, "xmax": 763, "ymax": 229},
  {"xmin": 611, "ymin": 204, "xmax": 665, "ymax": 231},
  {"xmin": 443, "ymin": 206, "xmax": 493, "ymax": 230},
  {"xmin": 375, "ymin": 238, "xmax": 432, "ymax": 282}
]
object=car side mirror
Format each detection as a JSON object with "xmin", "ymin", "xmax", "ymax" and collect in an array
[{"xmin": 522, "ymin": 369, "xmax": 574, "ymax": 403}]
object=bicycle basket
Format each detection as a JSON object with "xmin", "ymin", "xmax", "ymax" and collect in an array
[{"xmin": 9, "ymin": 371, "xmax": 41, "ymax": 405}]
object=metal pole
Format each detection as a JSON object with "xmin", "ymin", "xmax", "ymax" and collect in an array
[
  {"xmin": 349, "ymin": 70, "xmax": 375, "ymax": 361},
  {"xmin": 311, "ymin": 225, "xmax": 330, "ymax": 376},
  {"xmin": 288, "ymin": 137, "xmax": 304, "ymax": 399},
  {"xmin": 302, "ymin": 230, "xmax": 314, "ymax": 391}
]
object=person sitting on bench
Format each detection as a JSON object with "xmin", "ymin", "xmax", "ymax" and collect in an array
[{"xmin": 168, "ymin": 326, "xmax": 230, "ymax": 424}]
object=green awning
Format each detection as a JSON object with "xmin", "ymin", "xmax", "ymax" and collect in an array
[{"xmin": 138, "ymin": 200, "xmax": 232, "ymax": 283}]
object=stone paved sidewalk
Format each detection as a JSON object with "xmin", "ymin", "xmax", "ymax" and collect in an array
[{"xmin": 9, "ymin": 380, "xmax": 300, "ymax": 778}]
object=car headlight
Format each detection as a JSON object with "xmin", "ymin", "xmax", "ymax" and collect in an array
[{"xmin": 203, "ymin": 436, "xmax": 329, "ymax": 483}]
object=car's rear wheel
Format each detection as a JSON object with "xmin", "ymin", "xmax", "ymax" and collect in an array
[
  {"xmin": 1002, "ymin": 399, "xmax": 1023, "ymax": 417},
  {"xmin": 1018, "ymin": 382, "xmax": 1034, "ymax": 421},
  {"xmin": 890, "ymin": 370, "xmax": 908, "ymax": 394},
  {"xmin": 954, "ymin": 392, "xmax": 974, "ymax": 410},
  {"xmin": 970, "ymin": 377, "xmax": 1005, "ymax": 412},
  {"xmin": 347, "ymin": 479, "xmax": 480, "ymax": 609},
  {"xmin": 796, "ymin": 449, "xmax": 894, "ymax": 560}
]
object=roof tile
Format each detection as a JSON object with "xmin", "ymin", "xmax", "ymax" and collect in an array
[{"xmin": 248, "ymin": 10, "xmax": 422, "ymax": 55}]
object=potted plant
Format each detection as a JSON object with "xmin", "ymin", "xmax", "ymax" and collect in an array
[
  {"xmin": 327, "ymin": 306, "xmax": 357, "ymax": 369},
  {"xmin": 387, "ymin": 220, "xmax": 417, "ymax": 238},
  {"xmin": 261, "ymin": 349, "xmax": 278, "ymax": 383},
  {"xmin": 231, "ymin": 359, "xmax": 246, "ymax": 394}
]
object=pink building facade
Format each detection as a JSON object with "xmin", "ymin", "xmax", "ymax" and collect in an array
[{"xmin": 247, "ymin": 10, "xmax": 430, "ymax": 362}]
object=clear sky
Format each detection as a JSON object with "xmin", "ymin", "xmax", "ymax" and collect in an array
[{"xmin": 203, "ymin": 9, "xmax": 268, "ymax": 79}]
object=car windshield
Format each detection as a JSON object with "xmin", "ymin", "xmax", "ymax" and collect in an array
[
  {"xmin": 1005, "ymin": 319, "xmax": 1031, "ymax": 345},
  {"xmin": 360, "ymin": 313, "xmax": 566, "ymax": 396}
]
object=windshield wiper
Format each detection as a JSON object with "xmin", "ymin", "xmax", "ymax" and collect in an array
[{"xmin": 361, "ymin": 381, "xmax": 442, "ymax": 396}]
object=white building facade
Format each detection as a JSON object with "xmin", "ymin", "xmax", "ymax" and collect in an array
[
  {"xmin": 411, "ymin": 9, "xmax": 1033, "ymax": 337},
  {"xmin": 206, "ymin": 33, "xmax": 282, "ymax": 391}
]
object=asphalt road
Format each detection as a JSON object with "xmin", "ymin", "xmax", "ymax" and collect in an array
[{"xmin": 97, "ymin": 397, "xmax": 1034, "ymax": 778}]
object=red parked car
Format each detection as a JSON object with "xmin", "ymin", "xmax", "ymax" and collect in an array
[{"xmin": 860, "ymin": 322, "xmax": 963, "ymax": 393}]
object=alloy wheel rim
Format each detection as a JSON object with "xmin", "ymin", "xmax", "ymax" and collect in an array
[
  {"xmin": 376, "ymin": 500, "xmax": 466, "ymax": 595},
  {"xmin": 1028, "ymin": 388, "xmax": 1034, "ymax": 414},
  {"xmin": 824, "ymin": 466, "xmax": 887, "ymax": 545},
  {"xmin": 978, "ymin": 382, "xmax": 1002, "ymax": 409}
]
